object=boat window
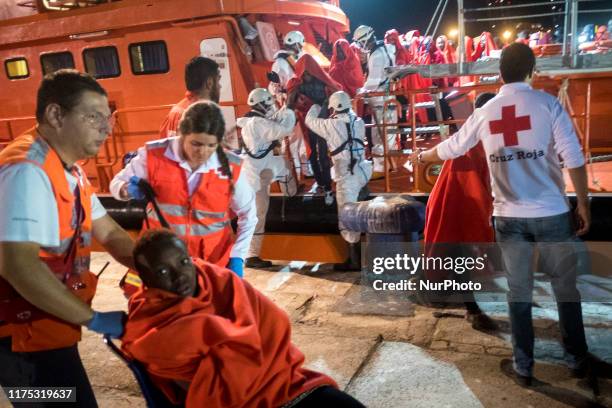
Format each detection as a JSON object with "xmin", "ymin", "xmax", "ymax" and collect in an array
[
  {"xmin": 128, "ymin": 41, "xmax": 169, "ymax": 75},
  {"xmin": 4, "ymin": 58, "xmax": 29, "ymax": 80},
  {"xmin": 40, "ymin": 52, "xmax": 75, "ymax": 75},
  {"xmin": 83, "ymin": 46, "xmax": 120, "ymax": 79}
]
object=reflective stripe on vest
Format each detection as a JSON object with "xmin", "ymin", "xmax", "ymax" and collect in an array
[
  {"xmin": 147, "ymin": 209, "xmax": 230, "ymax": 236},
  {"xmin": 156, "ymin": 203, "xmax": 226, "ymax": 220}
]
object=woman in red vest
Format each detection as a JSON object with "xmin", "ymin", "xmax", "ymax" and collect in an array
[{"xmin": 110, "ymin": 101, "xmax": 257, "ymax": 287}]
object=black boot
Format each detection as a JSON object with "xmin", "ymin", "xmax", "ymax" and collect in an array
[
  {"xmin": 334, "ymin": 243, "xmax": 361, "ymax": 271},
  {"xmin": 245, "ymin": 256, "xmax": 273, "ymax": 268}
]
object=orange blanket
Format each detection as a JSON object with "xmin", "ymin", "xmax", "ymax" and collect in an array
[
  {"xmin": 423, "ymin": 143, "xmax": 494, "ymax": 282},
  {"xmin": 122, "ymin": 259, "xmax": 335, "ymax": 408},
  {"xmin": 425, "ymin": 142, "xmax": 494, "ymax": 244}
]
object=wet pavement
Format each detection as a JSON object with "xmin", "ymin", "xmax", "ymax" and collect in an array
[{"xmin": 3, "ymin": 252, "xmax": 609, "ymax": 408}]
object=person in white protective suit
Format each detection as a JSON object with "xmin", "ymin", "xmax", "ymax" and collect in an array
[
  {"xmin": 237, "ymin": 88, "xmax": 298, "ymax": 269},
  {"xmin": 268, "ymin": 30, "xmax": 310, "ymax": 179},
  {"xmin": 305, "ymin": 91, "xmax": 372, "ymax": 271},
  {"xmin": 353, "ymin": 25, "xmax": 398, "ymax": 175}
]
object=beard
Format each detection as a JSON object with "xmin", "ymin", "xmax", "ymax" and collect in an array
[{"xmin": 210, "ymin": 86, "xmax": 221, "ymax": 103}]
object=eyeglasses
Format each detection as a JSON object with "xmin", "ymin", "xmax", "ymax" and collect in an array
[{"xmin": 79, "ymin": 111, "xmax": 116, "ymax": 130}]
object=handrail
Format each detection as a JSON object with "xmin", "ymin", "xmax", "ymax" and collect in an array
[
  {"xmin": 354, "ymin": 81, "xmax": 505, "ymax": 192},
  {"xmin": 0, "ymin": 115, "xmax": 36, "ymax": 141},
  {"xmin": 381, "ymin": 100, "xmax": 402, "ymax": 192}
]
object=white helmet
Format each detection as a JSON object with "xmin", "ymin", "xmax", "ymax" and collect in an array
[
  {"xmin": 247, "ymin": 88, "xmax": 274, "ymax": 107},
  {"xmin": 329, "ymin": 91, "xmax": 352, "ymax": 113},
  {"xmin": 353, "ymin": 25, "xmax": 374, "ymax": 48},
  {"xmin": 283, "ymin": 30, "xmax": 305, "ymax": 47}
]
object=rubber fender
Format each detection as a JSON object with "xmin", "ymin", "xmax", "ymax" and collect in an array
[{"xmin": 339, "ymin": 195, "xmax": 425, "ymax": 234}]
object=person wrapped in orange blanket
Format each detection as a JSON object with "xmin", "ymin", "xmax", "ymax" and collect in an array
[
  {"xmin": 421, "ymin": 93, "xmax": 497, "ymax": 331},
  {"xmin": 329, "ymin": 39, "xmax": 364, "ymax": 98},
  {"xmin": 121, "ymin": 228, "xmax": 365, "ymax": 408}
]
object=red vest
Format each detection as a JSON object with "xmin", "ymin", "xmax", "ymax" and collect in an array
[
  {"xmin": 0, "ymin": 133, "xmax": 96, "ymax": 352},
  {"xmin": 145, "ymin": 138, "xmax": 242, "ymax": 267}
]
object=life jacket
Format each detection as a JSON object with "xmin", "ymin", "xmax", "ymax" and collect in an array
[
  {"xmin": 240, "ymin": 110, "xmax": 279, "ymax": 160},
  {"xmin": 328, "ymin": 114, "xmax": 365, "ymax": 175},
  {"xmin": 0, "ymin": 132, "xmax": 96, "ymax": 352},
  {"xmin": 121, "ymin": 138, "xmax": 243, "ymax": 297},
  {"xmin": 146, "ymin": 138, "xmax": 242, "ymax": 262}
]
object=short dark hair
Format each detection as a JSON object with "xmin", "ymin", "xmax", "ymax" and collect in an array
[
  {"xmin": 133, "ymin": 228, "xmax": 185, "ymax": 274},
  {"xmin": 499, "ymin": 43, "xmax": 535, "ymax": 83},
  {"xmin": 36, "ymin": 69, "xmax": 107, "ymax": 122},
  {"xmin": 185, "ymin": 56, "xmax": 219, "ymax": 92},
  {"xmin": 475, "ymin": 92, "xmax": 496, "ymax": 109}
]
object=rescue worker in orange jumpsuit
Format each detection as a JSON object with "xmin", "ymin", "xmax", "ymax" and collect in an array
[
  {"xmin": 0, "ymin": 70, "xmax": 135, "ymax": 405},
  {"xmin": 110, "ymin": 101, "xmax": 257, "ymax": 287}
]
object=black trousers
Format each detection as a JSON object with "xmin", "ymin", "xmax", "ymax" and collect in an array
[
  {"xmin": 294, "ymin": 385, "xmax": 365, "ymax": 407},
  {"xmin": 307, "ymin": 130, "xmax": 332, "ymax": 192},
  {"xmin": 0, "ymin": 337, "xmax": 97, "ymax": 407}
]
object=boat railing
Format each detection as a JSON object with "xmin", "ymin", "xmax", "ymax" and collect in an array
[
  {"xmin": 0, "ymin": 115, "xmax": 36, "ymax": 149},
  {"xmin": 354, "ymin": 67, "xmax": 611, "ymax": 193},
  {"xmin": 354, "ymin": 81, "xmax": 502, "ymax": 192}
]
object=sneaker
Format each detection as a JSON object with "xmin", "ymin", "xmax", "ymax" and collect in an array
[
  {"xmin": 324, "ymin": 191, "xmax": 334, "ymax": 206},
  {"xmin": 571, "ymin": 354, "xmax": 612, "ymax": 379},
  {"xmin": 307, "ymin": 182, "xmax": 319, "ymax": 194},
  {"xmin": 500, "ymin": 359, "xmax": 533, "ymax": 387},
  {"xmin": 245, "ymin": 257, "xmax": 273, "ymax": 268}
]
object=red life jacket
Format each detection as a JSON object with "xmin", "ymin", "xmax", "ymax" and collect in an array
[{"xmin": 0, "ymin": 132, "xmax": 96, "ymax": 352}]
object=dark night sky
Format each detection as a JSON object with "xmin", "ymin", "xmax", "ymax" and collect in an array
[
  {"xmin": 342, "ymin": 0, "xmax": 458, "ymax": 38},
  {"xmin": 340, "ymin": 0, "xmax": 607, "ymax": 40}
]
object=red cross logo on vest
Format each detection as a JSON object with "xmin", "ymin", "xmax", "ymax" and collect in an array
[{"xmin": 488, "ymin": 105, "xmax": 531, "ymax": 146}]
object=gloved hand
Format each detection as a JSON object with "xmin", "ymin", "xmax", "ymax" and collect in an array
[
  {"xmin": 127, "ymin": 176, "xmax": 146, "ymax": 200},
  {"xmin": 86, "ymin": 311, "xmax": 126, "ymax": 339},
  {"xmin": 226, "ymin": 257, "xmax": 244, "ymax": 278}
]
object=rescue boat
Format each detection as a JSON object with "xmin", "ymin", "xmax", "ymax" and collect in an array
[{"xmin": 1, "ymin": 0, "xmax": 611, "ymax": 261}]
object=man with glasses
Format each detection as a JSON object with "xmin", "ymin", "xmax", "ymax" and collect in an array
[{"xmin": 0, "ymin": 69, "xmax": 135, "ymax": 405}]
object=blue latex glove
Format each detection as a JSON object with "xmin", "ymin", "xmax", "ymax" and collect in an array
[
  {"xmin": 127, "ymin": 176, "xmax": 146, "ymax": 200},
  {"xmin": 227, "ymin": 257, "xmax": 244, "ymax": 278},
  {"xmin": 87, "ymin": 311, "xmax": 126, "ymax": 339}
]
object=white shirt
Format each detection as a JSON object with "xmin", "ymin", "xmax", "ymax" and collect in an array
[
  {"xmin": 436, "ymin": 82, "xmax": 585, "ymax": 218},
  {"xmin": 305, "ymin": 105, "xmax": 371, "ymax": 182},
  {"xmin": 110, "ymin": 137, "xmax": 257, "ymax": 259},
  {"xmin": 0, "ymin": 163, "xmax": 106, "ymax": 247}
]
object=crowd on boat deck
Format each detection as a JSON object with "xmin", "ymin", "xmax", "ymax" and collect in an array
[{"xmin": 0, "ymin": 17, "xmax": 609, "ymax": 407}]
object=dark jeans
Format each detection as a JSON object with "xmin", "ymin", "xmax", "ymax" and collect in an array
[
  {"xmin": 0, "ymin": 337, "xmax": 97, "ymax": 407},
  {"xmin": 494, "ymin": 212, "xmax": 588, "ymax": 377},
  {"xmin": 307, "ymin": 130, "xmax": 332, "ymax": 192},
  {"xmin": 293, "ymin": 385, "xmax": 365, "ymax": 407}
]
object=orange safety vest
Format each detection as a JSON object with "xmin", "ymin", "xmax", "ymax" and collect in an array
[
  {"xmin": 121, "ymin": 139, "xmax": 242, "ymax": 296},
  {"xmin": 0, "ymin": 133, "xmax": 96, "ymax": 352},
  {"xmin": 145, "ymin": 138, "xmax": 241, "ymax": 265}
]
